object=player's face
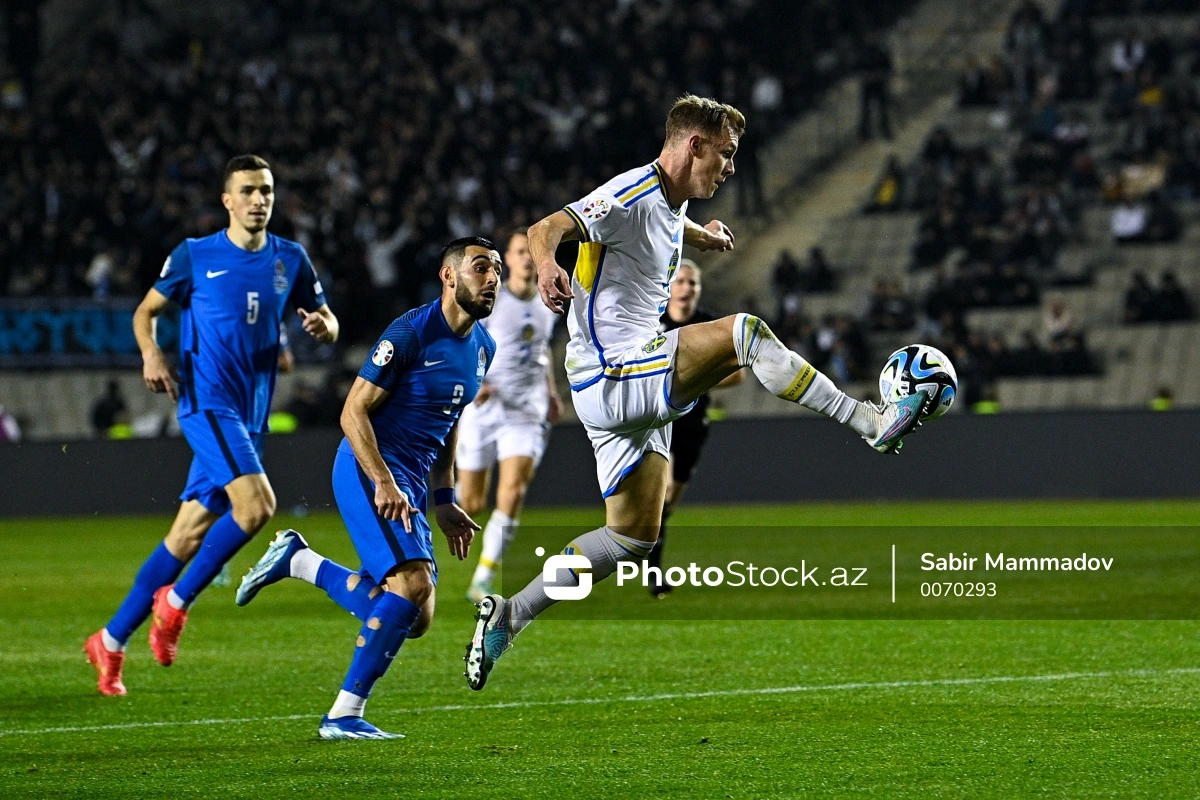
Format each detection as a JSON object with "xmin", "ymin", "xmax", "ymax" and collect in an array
[
  {"xmin": 670, "ymin": 264, "xmax": 701, "ymax": 318},
  {"xmin": 222, "ymin": 169, "xmax": 274, "ymax": 233},
  {"xmin": 504, "ymin": 233, "xmax": 535, "ymax": 287},
  {"xmin": 693, "ymin": 128, "xmax": 738, "ymax": 199},
  {"xmin": 454, "ymin": 246, "xmax": 503, "ymax": 319}
]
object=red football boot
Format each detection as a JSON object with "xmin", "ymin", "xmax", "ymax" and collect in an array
[
  {"xmin": 148, "ymin": 585, "xmax": 188, "ymax": 666},
  {"xmin": 84, "ymin": 630, "xmax": 127, "ymax": 696}
]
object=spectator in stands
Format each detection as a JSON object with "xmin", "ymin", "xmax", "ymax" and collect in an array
[
  {"xmin": 857, "ymin": 32, "xmax": 893, "ymax": 140},
  {"xmin": 802, "ymin": 246, "xmax": 836, "ymax": 293},
  {"xmin": 1043, "ymin": 298, "xmax": 1075, "ymax": 344},
  {"xmin": 1150, "ymin": 386, "xmax": 1174, "ymax": 411},
  {"xmin": 1123, "ymin": 271, "xmax": 1157, "ymax": 323},
  {"xmin": 771, "ymin": 249, "xmax": 802, "ymax": 320},
  {"xmin": 736, "ymin": 124, "xmax": 767, "ymax": 219},
  {"xmin": 1008, "ymin": 330, "xmax": 1046, "ymax": 376},
  {"xmin": 1156, "ymin": 270, "xmax": 1194, "ymax": 321},
  {"xmin": 866, "ymin": 280, "xmax": 915, "ymax": 331},
  {"xmin": 90, "ymin": 380, "xmax": 129, "ymax": 438},
  {"xmin": 1111, "ymin": 195, "xmax": 1150, "ymax": 243},
  {"xmin": 1110, "ymin": 32, "xmax": 1147, "ymax": 79},
  {"xmin": 865, "ymin": 155, "xmax": 906, "ymax": 213}
]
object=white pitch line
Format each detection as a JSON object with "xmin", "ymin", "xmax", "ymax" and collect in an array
[{"xmin": 2, "ymin": 667, "xmax": 1197, "ymax": 739}]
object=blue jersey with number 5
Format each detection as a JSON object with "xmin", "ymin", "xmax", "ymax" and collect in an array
[
  {"xmin": 154, "ymin": 231, "xmax": 326, "ymax": 433},
  {"xmin": 349, "ymin": 300, "xmax": 496, "ymax": 485}
]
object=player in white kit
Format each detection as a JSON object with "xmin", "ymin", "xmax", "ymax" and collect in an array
[
  {"xmin": 456, "ymin": 229, "xmax": 562, "ymax": 603},
  {"xmin": 465, "ymin": 95, "xmax": 929, "ymax": 690}
]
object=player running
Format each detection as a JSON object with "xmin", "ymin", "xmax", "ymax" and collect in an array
[
  {"xmin": 465, "ymin": 95, "xmax": 928, "ymax": 690},
  {"xmin": 84, "ymin": 155, "xmax": 338, "ymax": 696},
  {"xmin": 646, "ymin": 259, "xmax": 742, "ymax": 596},
  {"xmin": 456, "ymin": 229, "xmax": 562, "ymax": 603},
  {"xmin": 236, "ymin": 238, "xmax": 499, "ymax": 740}
]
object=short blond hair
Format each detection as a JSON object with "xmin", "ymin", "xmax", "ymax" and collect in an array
[{"xmin": 665, "ymin": 95, "xmax": 746, "ymax": 144}]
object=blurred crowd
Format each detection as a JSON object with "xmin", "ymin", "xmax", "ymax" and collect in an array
[{"xmin": 0, "ymin": 0, "xmax": 908, "ymax": 349}]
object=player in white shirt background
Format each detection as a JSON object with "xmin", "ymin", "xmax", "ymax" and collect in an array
[
  {"xmin": 456, "ymin": 229, "xmax": 563, "ymax": 603},
  {"xmin": 466, "ymin": 95, "xmax": 929, "ymax": 690}
]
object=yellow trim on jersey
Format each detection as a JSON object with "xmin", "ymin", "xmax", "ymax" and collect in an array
[
  {"xmin": 780, "ymin": 363, "xmax": 816, "ymax": 402},
  {"xmin": 617, "ymin": 176, "xmax": 659, "ymax": 204},
  {"xmin": 574, "ymin": 242, "xmax": 605, "ymax": 293},
  {"xmin": 603, "ymin": 357, "xmax": 670, "ymax": 377}
]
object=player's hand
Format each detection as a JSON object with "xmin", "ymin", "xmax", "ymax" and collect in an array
[
  {"xmin": 538, "ymin": 262, "xmax": 573, "ymax": 314},
  {"xmin": 474, "ymin": 383, "xmax": 495, "ymax": 405},
  {"xmin": 435, "ymin": 503, "xmax": 480, "ymax": 560},
  {"xmin": 297, "ymin": 308, "xmax": 333, "ymax": 343},
  {"xmin": 547, "ymin": 391, "xmax": 564, "ymax": 424},
  {"xmin": 696, "ymin": 220, "xmax": 734, "ymax": 252},
  {"xmin": 142, "ymin": 348, "xmax": 181, "ymax": 401},
  {"xmin": 374, "ymin": 479, "xmax": 413, "ymax": 533}
]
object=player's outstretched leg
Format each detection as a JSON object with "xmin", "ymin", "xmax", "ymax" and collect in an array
[
  {"xmin": 238, "ymin": 529, "xmax": 385, "ymax": 620},
  {"xmin": 464, "ymin": 525, "xmax": 655, "ymax": 690},
  {"xmin": 319, "ymin": 562, "xmax": 430, "ymax": 740},
  {"xmin": 467, "ymin": 511, "xmax": 514, "ymax": 604},
  {"xmin": 150, "ymin": 475, "xmax": 275, "ymax": 665},
  {"xmin": 727, "ymin": 313, "xmax": 925, "ymax": 454}
]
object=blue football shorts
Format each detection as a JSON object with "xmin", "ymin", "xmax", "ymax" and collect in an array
[
  {"xmin": 178, "ymin": 409, "xmax": 266, "ymax": 516},
  {"xmin": 331, "ymin": 447, "xmax": 437, "ymax": 586}
]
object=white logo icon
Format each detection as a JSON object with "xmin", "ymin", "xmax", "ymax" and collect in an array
[
  {"xmin": 160, "ymin": 256, "xmax": 172, "ymax": 278},
  {"xmin": 543, "ymin": 553, "xmax": 593, "ymax": 601},
  {"xmin": 424, "ymin": 359, "xmax": 445, "ymax": 367},
  {"xmin": 206, "ymin": 270, "xmax": 230, "ymax": 278}
]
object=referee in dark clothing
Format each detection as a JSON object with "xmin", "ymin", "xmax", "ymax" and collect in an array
[{"xmin": 649, "ymin": 259, "xmax": 744, "ymax": 596}]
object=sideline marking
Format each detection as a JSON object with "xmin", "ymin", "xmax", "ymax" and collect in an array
[{"xmin": 3, "ymin": 667, "xmax": 1198, "ymax": 738}]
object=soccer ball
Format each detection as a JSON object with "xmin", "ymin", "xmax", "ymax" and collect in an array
[{"xmin": 878, "ymin": 344, "xmax": 958, "ymax": 419}]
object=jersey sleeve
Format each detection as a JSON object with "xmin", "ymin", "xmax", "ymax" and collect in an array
[
  {"xmin": 288, "ymin": 248, "xmax": 328, "ymax": 311},
  {"xmin": 564, "ymin": 188, "xmax": 632, "ymax": 246},
  {"xmin": 358, "ymin": 317, "xmax": 420, "ymax": 393},
  {"xmin": 153, "ymin": 242, "xmax": 193, "ymax": 305}
]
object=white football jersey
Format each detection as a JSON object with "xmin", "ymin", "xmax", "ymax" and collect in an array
[
  {"xmin": 562, "ymin": 161, "xmax": 687, "ymax": 389},
  {"xmin": 478, "ymin": 283, "xmax": 558, "ymax": 419}
]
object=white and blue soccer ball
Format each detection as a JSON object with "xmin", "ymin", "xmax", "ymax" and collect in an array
[{"xmin": 878, "ymin": 344, "xmax": 957, "ymax": 420}]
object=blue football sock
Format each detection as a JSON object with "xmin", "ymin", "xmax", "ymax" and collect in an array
[
  {"xmin": 106, "ymin": 542, "xmax": 185, "ymax": 645},
  {"xmin": 341, "ymin": 592, "xmax": 421, "ymax": 699},
  {"xmin": 172, "ymin": 512, "xmax": 252, "ymax": 606},
  {"xmin": 316, "ymin": 560, "xmax": 383, "ymax": 621}
]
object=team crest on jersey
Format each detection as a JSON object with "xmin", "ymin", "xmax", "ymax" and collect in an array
[
  {"xmin": 273, "ymin": 259, "xmax": 289, "ymax": 295},
  {"xmin": 477, "ymin": 346, "xmax": 487, "ymax": 378},
  {"xmin": 160, "ymin": 256, "xmax": 171, "ymax": 278},
  {"xmin": 581, "ymin": 197, "xmax": 611, "ymax": 222},
  {"xmin": 521, "ymin": 323, "xmax": 536, "ymax": 342},
  {"xmin": 372, "ymin": 340, "xmax": 394, "ymax": 367},
  {"xmin": 642, "ymin": 335, "xmax": 667, "ymax": 354}
]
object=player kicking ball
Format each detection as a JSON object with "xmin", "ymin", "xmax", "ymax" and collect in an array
[
  {"xmin": 465, "ymin": 95, "xmax": 928, "ymax": 690},
  {"xmin": 85, "ymin": 155, "xmax": 338, "ymax": 696},
  {"xmin": 237, "ymin": 238, "xmax": 499, "ymax": 740},
  {"xmin": 456, "ymin": 229, "xmax": 562, "ymax": 603}
]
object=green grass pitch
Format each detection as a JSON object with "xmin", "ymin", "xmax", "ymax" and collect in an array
[{"xmin": 1, "ymin": 500, "xmax": 1198, "ymax": 798}]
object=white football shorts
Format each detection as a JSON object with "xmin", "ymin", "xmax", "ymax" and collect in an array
[
  {"xmin": 570, "ymin": 328, "xmax": 696, "ymax": 497},
  {"xmin": 455, "ymin": 397, "xmax": 550, "ymax": 472}
]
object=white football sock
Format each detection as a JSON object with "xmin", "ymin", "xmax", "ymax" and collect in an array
[
  {"xmin": 290, "ymin": 548, "xmax": 325, "ymax": 584},
  {"xmin": 166, "ymin": 588, "xmax": 188, "ymax": 610},
  {"xmin": 101, "ymin": 628, "xmax": 127, "ymax": 653},
  {"xmin": 472, "ymin": 511, "xmax": 517, "ymax": 584},
  {"xmin": 732, "ymin": 313, "xmax": 877, "ymax": 438},
  {"xmin": 508, "ymin": 526, "xmax": 654, "ymax": 635},
  {"xmin": 328, "ymin": 689, "xmax": 366, "ymax": 719}
]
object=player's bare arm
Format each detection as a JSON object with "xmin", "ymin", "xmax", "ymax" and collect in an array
[
  {"xmin": 341, "ymin": 376, "xmax": 413, "ymax": 532},
  {"xmin": 546, "ymin": 367, "xmax": 564, "ymax": 423},
  {"xmin": 528, "ymin": 210, "xmax": 581, "ymax": 313},
  {"xmin": 429, "ymin": 422, "xmax": 479, "ymax": 560},
  {"xmin": 296, "ymin": 304, "xmax": 339, "ymax": 344},
  {"xmin": 683, "ymin": 218, "xmax": 734, "ymax": 252},
  {"xmin": 133, "ymin": 287, "xmax": 181, "ymax": 400}
]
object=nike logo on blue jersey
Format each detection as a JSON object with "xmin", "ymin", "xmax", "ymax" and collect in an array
[
  {"xmin": 424, "ymin": 359, "xmax": 445, "ymax": 367},
  {"xmin": 206, "ymin": 270, "xmax": 230, "ymax": 278}
]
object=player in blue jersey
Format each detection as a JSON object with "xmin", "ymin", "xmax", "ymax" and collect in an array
[
  {"xmin": 235, "ymin": 237, "xmax": 499, "ymax": 740},
  {"xmin": 85, "ymin": 155, "xmax": 339, "ymax": 696}
]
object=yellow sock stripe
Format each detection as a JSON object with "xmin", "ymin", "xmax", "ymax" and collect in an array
[
  {"xmin": 780, "ymin": 362, "xmax": 816, "ymax": 402},
  {"xmin": 606, "ymin": 532, "xmax": 653, "ymax": 558},
  {"xmin": 479, "ymin": 556, "xmax": 498, "ymax": 570}
]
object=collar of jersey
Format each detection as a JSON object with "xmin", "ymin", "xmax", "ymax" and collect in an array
[
  {"xmin": 221, "ymin": 229, "xmax": 272, "ymax": 255},
  {"xmin": 652, "ymin": 161, "xmax": 684, "ymax": 216}
]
